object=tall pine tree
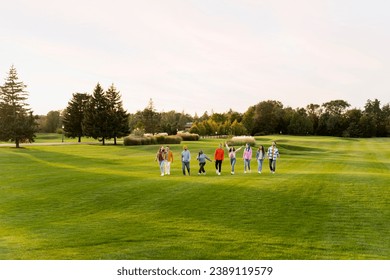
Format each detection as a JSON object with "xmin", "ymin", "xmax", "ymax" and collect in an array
[
  {"xmin": 106, "ymin": 84, "xmax": 129, "ymax": 145},
  {"xmin": 83, "ymin": 83, "xmax": 111, "ymax": 145},
  {"xmin": 62, "ymin": 93, "xmax": 90, "ymax": 142},
  {"xmin": 0, "ymin": 66, "xmax": 37, "ymax": 148}
]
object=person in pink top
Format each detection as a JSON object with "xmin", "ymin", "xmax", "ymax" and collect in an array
[
  {"xmin": 243, "ymin": 143, "xmax": 253, "ymax": 173},
  {"xmin": 225, "ymin": 143, "xmax": 243, "ymax": 175}
]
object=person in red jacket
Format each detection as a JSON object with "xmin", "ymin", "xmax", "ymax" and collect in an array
[{"xmin": 214, "ymin": 143, "xmax": 225, "ymax": 175}]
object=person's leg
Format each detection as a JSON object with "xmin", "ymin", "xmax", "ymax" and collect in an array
[
  {"xmin": 269, "ymin": 159, "xmax": 273, "ymax": 172},
  {"xmin": 166, "ymin": 161, "xmax": 170, "ymax": 175},
  {"xmin": 182, "ymin": 162, "xmax": 186, "ymax": 175},
  {"xmin": 159, "ymin": 161, "xmax": 165, "ymax": 175},
  {"xmin": 231, "ymin": 158, "xmax": 236, "ymax": 174}
]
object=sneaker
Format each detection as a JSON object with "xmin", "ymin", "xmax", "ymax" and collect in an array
[
  {"xmin": 204, "ymin": 172, "xmax": 206, "ymax": 175},
  {"xmin": 198, "ymin": 173, "xmax": 201, "ymax": 175},
  {"xmin": 244, "ymin": 171, "xmax": 247, "ymax": 174},
  {"xmin": 218, "ymin": 172, "xmax": 221, "ymax": 175},
  {"xmin": 161, "ymin": 173, "xmax": 164, "ymax": 176}
]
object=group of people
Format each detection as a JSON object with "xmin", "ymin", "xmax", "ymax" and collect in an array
[{"xmin": 156, "ymin": 142, "xmax": 280, "ymax": 176}]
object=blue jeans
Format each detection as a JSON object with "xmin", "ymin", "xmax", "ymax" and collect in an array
[
  {"xmin": 244, "ymin": 159, "xmax": 251, "ymax": 171},
  {"xmin": 257, "ymin": 159, "xmax": 264, "ymax": 172},
  {"xmin": 182, "ymin": 161, "xmax": 190, "ymax": 175},
  {"xmin": 230, "ymin": 158, "xmax": 236, "ymax": 172},
  {"xmin": 159, "ymin": 160, "xmax": 165, "ymax": 174}
]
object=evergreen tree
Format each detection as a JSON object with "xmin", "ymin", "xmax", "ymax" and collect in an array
[
  {"xmin": 105, "ymin": 84, "xmax": 129, "ymax": 145},
  {"xmin": 141, "ymin": 98, "xmax": 161, "ymax": 134},
  {"xmin": 0, "ymin": 66, "xmax": 37, "ymax": 148},
  {"xmin": 83, "ymin": 83, "xmax": 111, "ymax": 145},
  {"xmin": 62, "ymin": 93, "xmax": 90, "ymax": 142}
]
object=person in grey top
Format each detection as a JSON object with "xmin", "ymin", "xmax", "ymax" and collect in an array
[
  {"xmin": 181, "ymin": 145, "xmax": 191, "ymax": 175},
  {"xmin": 196, "ymin": 150, "xmax": 212, "ymax": 175}
]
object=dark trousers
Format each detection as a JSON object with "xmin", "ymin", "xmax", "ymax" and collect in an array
[
  {"xmin": 215, "ymin": 160, "xmax": 222, "ymax": 173},
  {"xmin": 269, "ymin": 159, "xmax": 276, "ymax": 172},
  {"xmin": 199, "ymin": 162, "xmax": 206, "ymax": 173}
]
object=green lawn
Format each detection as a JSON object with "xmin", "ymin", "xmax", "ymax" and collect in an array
[{"xmin": 0, "ymin": 136, "xmax": 389, "ymax": 259}]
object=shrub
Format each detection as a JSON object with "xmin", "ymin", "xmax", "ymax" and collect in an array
[
  {"xmin": 177, "ymin": 132, "xmax": 199, "ymax": 141},
  {"xmin": 227, "ymin": 136, "xmax": 256, "ymax": 147},
  {"xmin": 123, "ymin": 136, "xmax": 142, "ymax": 145},
  {"xmin": 123, "ymin": 135, "xmax": 182, "ymax": 146},
  {"xmin": 165, "ymin": 135, "xmax": 182, "ymax": 144}
]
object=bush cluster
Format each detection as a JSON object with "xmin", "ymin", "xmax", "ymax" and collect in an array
[
  {"xmin": 176, "ymin": 133, "xmax": 200, "ymax": 141},
  {"xmin": 226, "ymin": 136, "xmax": 256, "ymax": 147},
  {"xmin": 123, "ymin": 135, "xmax": 182, "ymax": 146}
]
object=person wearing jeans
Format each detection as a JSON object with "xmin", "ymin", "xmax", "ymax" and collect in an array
[
  {"xmin": 181, "ymin": 145, "xmax": 191, "ymax": 175},
  {"xmin": 226, "ymin": 143, "xmax": 243, "ymax": 175},
  {"xmin": 243, "ymin": 143, "xmax": 252, "ymax": 173},
  {"xmin": 267, "ymin": 141, "xmax": 280, "ymax": 173},
  {"xmin": 256, "ymin": 145, "xmax": 265, "ymax": 174}
]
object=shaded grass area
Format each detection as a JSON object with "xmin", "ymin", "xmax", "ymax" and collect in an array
[{"xmin": 0, "ymin": 136, "xmax": 389, "ymax": 259}]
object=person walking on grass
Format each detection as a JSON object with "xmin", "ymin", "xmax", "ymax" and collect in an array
[
  {"xmin": 243, "ymin": 143, "xmax": 252, "ymax": 173},
  {"xmin": 165, "ymin": 145, "xmax": 173, "ymax": 175},
  {"xmin": 256, "ymin": 145, "xmax": 265, "ymax": 174},
  {"xmin": 181, "ymin": 145, "xmax": 191, "ymax": 175},
  {"xmin": 214, "ymin": 143, "xmax": 225, "ymax": 175},
  {"xmin": 267, "ymin": 141, "xmax": 280, "ymax": 173},
  {"xmin": 225, "ymin": 142, "xmax": 243, "ymax": 175},
  {"xmin": 156, "ymin": 146, "xmax": 166, "ymax": 176},
  {"xmin": 197, "ymin": 150, "xmax": 212, "ymax": 175}
]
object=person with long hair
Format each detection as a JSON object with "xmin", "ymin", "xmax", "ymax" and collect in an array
[
  {"xmin": 243, "ymin": 143, "xmax": 253, "ymax": 173},
  {"xmin": 155, "ymin": 146, "xmax": 166, "ymax": 176},
  {"xmin": 225, "ymin": 142, "xmax": 243, "ymax": 175},
  {"xmin": 256, "ymin": 145, "xmax": 265, "ymax": 174}
]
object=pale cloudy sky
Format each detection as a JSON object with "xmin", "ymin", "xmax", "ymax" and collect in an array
[{"xmin": 1, "ymin": 0, "xmax": 389, "ymax": 115}]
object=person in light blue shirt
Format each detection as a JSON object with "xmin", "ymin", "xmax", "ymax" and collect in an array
[
  {"xmin": 197, "ymin": 150, "xmax": 212, "ymax": 175},
  {"xmin": 181, "ymin": 145, "xmax": 191, "ymax": 175}
]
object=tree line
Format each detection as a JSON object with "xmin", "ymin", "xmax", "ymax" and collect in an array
[
  {"xmin": 128, "ymin": 99, "xmax": 390, "ymax": 138},
  {"xmin": 1, "ymin": 65, "xmax": 389, "ymax": 148}
]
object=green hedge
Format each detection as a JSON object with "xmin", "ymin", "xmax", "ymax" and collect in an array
[{"xmin": 123, "ymin": 135, "xmax": 182, "ymax": 146}]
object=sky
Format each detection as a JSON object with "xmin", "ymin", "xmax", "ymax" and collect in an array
[{"xmin": 1, "ymin": 0, "xmax": 389, "ymax": 116}]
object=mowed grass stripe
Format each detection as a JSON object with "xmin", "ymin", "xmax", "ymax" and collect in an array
[{"xmin": 0, "ymin": 136, "xmax": 389, "ymax": 259}]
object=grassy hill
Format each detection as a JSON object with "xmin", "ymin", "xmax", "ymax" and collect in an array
[{"xmin": 0, "ymin": 136, "xmax": 389, "ymax": 259}]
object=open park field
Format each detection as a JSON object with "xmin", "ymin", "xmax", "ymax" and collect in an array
[{"xmin": 0, "ymin": 136, "xmax": 389, "ymax": 259}]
